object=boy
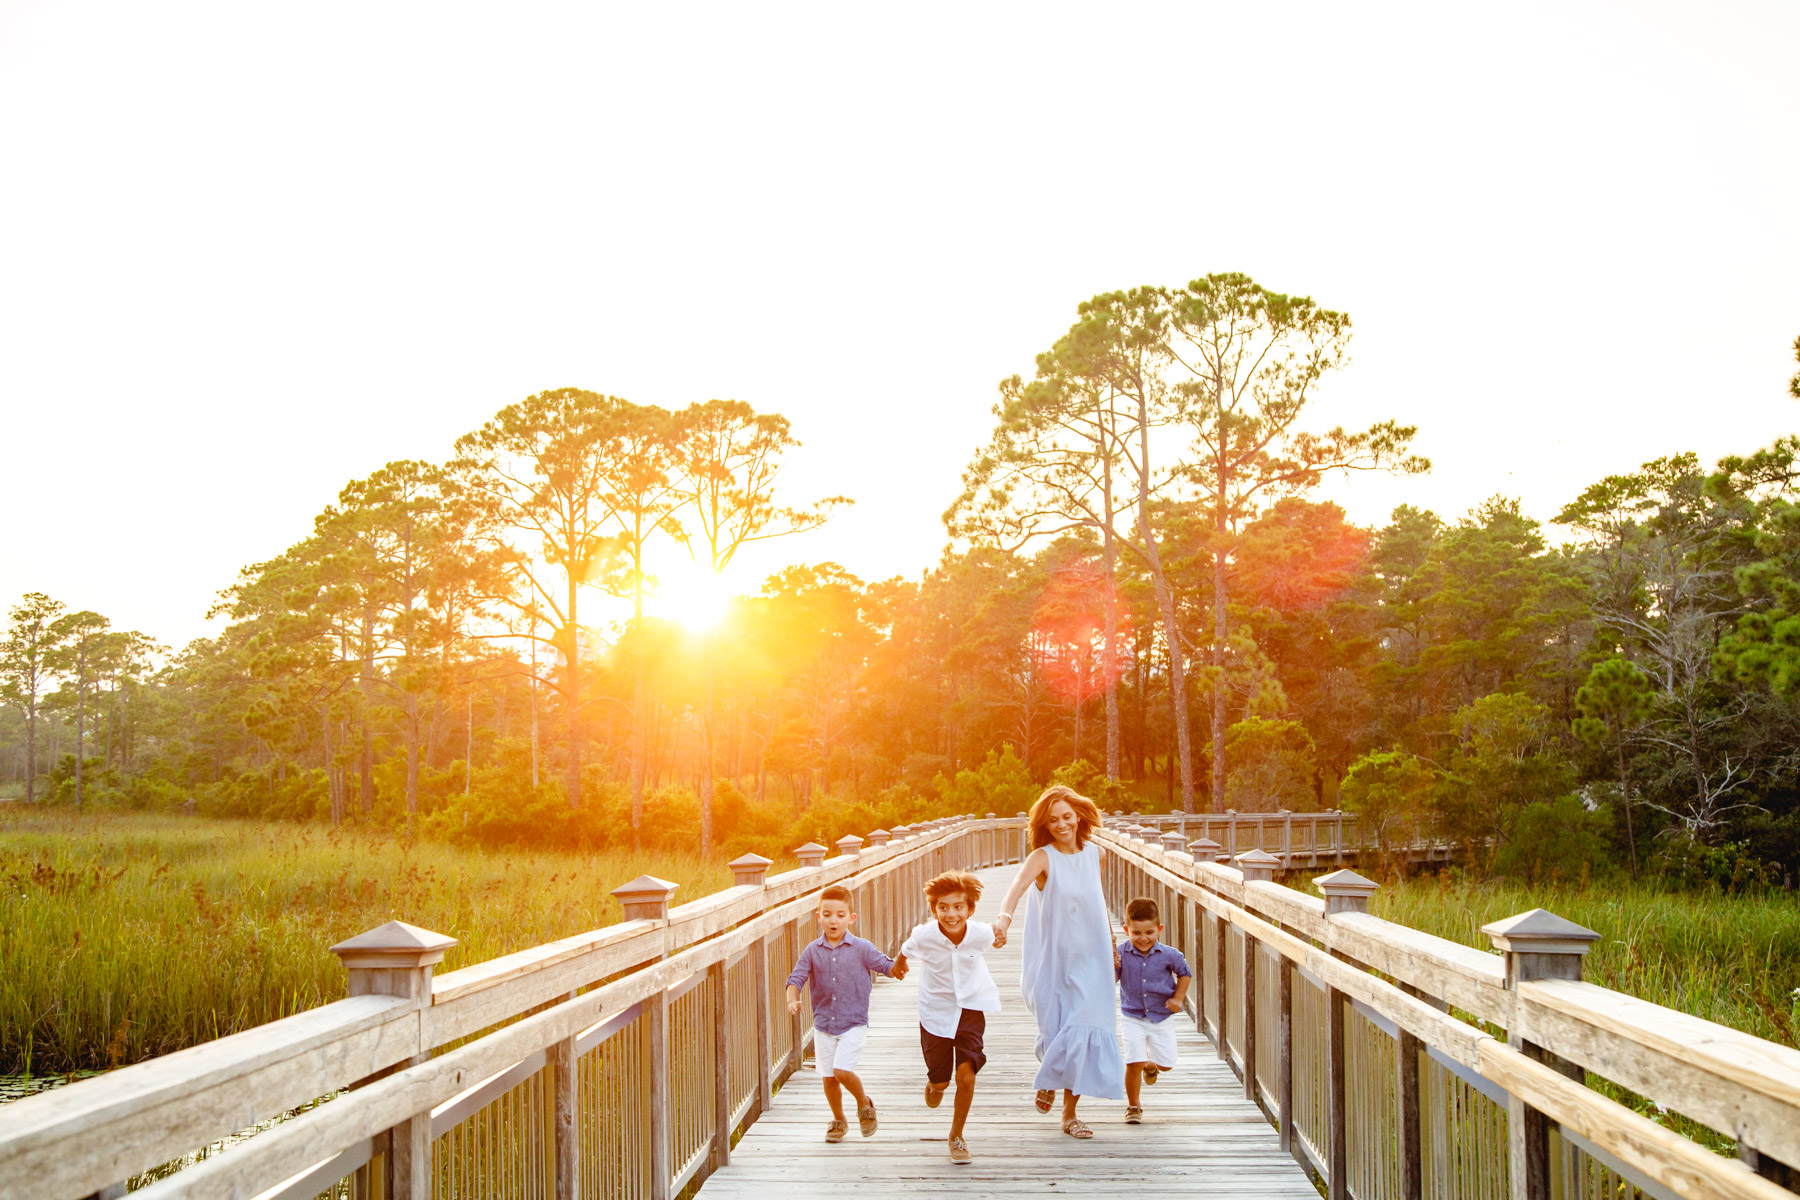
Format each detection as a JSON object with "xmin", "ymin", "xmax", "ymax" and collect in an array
[
  {"xmin": 1116, "ymin": 897, "xmax": 1192, "ymax": 1124},
  {"xmin": 892, "ymin": 870, "xmax": 1002, "ymax": 1165},
  {"xmin": 786, "ymin": 883, "xmax": 905, "ymax": 1143}
]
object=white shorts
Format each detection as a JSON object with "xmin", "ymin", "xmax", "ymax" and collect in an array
[
  {"xmin": 813, "ymin": 1024, "xmax": 868, "ymax": 1076},
  {"xmin": 1121, "ymin": 1013, "xmax": 1178, "ymax": 1068}
]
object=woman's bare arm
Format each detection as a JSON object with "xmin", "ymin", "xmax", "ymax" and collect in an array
[{"xmin": 992, "ymin": 848, "xmax": 1048, "ymax": 945}]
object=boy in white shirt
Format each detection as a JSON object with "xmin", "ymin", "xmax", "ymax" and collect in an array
[{"xmin": 892, "ymin": 870, "xmax": 1003, "ymax": 1166}]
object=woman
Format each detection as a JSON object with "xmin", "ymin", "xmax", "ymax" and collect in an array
[{"xmin": 994, "ymin": 785, "xmax": 1125, "ymax": 1138}]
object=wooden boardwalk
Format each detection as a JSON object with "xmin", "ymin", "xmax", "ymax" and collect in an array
[{"xmin": 698, "ymin": 864, "xmax": 1318, "ymax": 1198}]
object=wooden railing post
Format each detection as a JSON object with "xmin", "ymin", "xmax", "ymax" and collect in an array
[
  {"xmin": 612, "ymin": 875, "xmax": 679, "ymax": 1200},
  {"xmin": 1483, "ymin": 909, "xmax": 1599, "ymax": 1200},
  {"xmin": 731, "ymin": 854, "xmax": 777, "ymax": 1114},
  {"xmin": 551, "ymin": 986, "xmax": 579, "ymax": 1200},
  {"xmin": 329, "ymin": 920, "xmax": 458, "ymax": 1200},
  {"xmin": 1278, "ymin": 955, "xmax": 1295, "ymax": 1155},
  {"xmin": 1236, "ymin": 850, "xmax": 1278, "ymax": 1106},
  {"xmin": 1314, "ymin": 869, "xmax": 1378, "ymax": 1200}
]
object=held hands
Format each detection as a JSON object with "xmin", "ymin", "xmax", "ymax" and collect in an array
[
  {"xmin": 992, "ymin": 914, "xmax": 1011, "ymax": 948},
  {"xmin": 890, "ymin": 960, "xmax": 908, "ymax": 980}
]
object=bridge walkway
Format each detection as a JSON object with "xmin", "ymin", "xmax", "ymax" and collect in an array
[{"xmin": 697, "ymin": 863, "xmax": 1317, "ymax": 1198}]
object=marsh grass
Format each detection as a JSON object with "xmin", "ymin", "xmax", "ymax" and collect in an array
[{"xmin": 0, "ymin": 809, "xmax": 736, "ymax": 1074}]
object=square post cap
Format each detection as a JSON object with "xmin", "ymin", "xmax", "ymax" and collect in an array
[
  {"xmin": 794, "ymin": 842, "xmax": 828, "ymax": 868},
  {"xmin": 611, "ymin": 874, "xmax": 679, "ymax": 922},
  {"xmin": 1188, "ymin": 837, "xmax": 1223, "ymax": 862},
  {"xmin": 834, "ymin": 833, "xmax": 865, "ymax": 856},
  {"xmin": 728, "ymin": 853, "xmax": 773, "ymax": 887},
  {"xmin": 330, "ymin": 921, "xmax": 457, "ymax": 971},
  {"xmin": 890, "ymin": 824, "xmax": 912, "ymax": 837},
  {"xmin": 1234, "ymin": 848, "xmax": 1281, "ymax": 882},
  {"xmin": 1313, "ymin": 868, "xmax": 1380, "ymax": 915},
  {"xmin": 986, "ymin": 811, "xmax": 997, "ymax": 819},
  {"xmin": 1482, "ymin": 909, "xmax": 1601, "ymax": 958},
  {"xmin": 868, "ymin": 828, "xmax": 892, "ymax": 846},
  {"xmin": 1160, "ymin": 831, "xmax": 1187, "ymax": 853}
]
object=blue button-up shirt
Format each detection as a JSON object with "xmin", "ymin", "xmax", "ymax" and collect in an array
[
  {"xmin": 1116, "ymin": 939, "xmax": 1192, "ymax": 1024},
  {"xmin": 785, "ymin": 933, "xmax": 896, "ymax": 1035}
]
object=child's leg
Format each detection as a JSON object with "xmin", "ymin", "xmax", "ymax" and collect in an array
[
  {"xmin": 821, "ymin": 1074, "xmax": 846, "ymax": 1121},
  {"xmin": 949, "ymin": 1061, "xmax": 976, "ymax": 1140},
  {"xmin": 833, "ymin": 1068, "xmax": 870, "ymax": 1108},
  {"xmin": 1125, "ymin": 1062, "xmax": 1144, "ymax": 1107}
]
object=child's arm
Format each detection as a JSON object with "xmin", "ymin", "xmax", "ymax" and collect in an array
[
  {"xmin": 1166, "ymin": 950, "xmax": 1193, "ymax": 1012},
  {"xmin": 866, "ymin": 942, "xmax": 902, "ymax": 980},
  {"xmin": 783, "ymin": 946, "xmax": 812, "ymax": 1015}
]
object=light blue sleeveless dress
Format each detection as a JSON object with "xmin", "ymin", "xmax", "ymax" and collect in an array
[{"xmin": 1021, "ymin": 842, "xmax": 1125, "ymax": 1099}]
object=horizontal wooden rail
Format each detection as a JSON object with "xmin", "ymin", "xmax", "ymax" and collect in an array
[{"xmin": 1095, "ymin": 825, "xmax": 1800, "ymax": 1200}]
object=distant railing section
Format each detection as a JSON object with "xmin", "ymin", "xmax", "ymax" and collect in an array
[
  {"xmin": 0, "ymin": 813, "xmax": 1033, "ymax": 1200},
  {"xmin": 1112, "ymin": 809, "xmax": 1454, "ymax": 867},
  {"xmin": 1098, "ymin": 821, "xmax": 1800, "ymax": 1200}
]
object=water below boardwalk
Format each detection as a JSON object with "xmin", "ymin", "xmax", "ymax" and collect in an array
[{"xmin": 0, "ymin": 1070, "xmax": 106, "ymax": 1105}]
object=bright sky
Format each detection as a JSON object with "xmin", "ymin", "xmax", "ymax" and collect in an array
[{"xmin": 2, "ymin": 2, "xmax": 1797, "ymax": 650}]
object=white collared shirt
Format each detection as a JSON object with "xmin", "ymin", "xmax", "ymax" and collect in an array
[{"xmin": 899, "ymin": 919, "xmax": 1003, "ymax": 1038}]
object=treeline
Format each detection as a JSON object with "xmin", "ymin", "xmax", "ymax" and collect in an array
[{"xmin": 4, "ymin": 277, "xmax": 1799, "ymax": 888}]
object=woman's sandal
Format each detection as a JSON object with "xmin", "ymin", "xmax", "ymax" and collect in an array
[
  {"xmin": 1062, "ymin": 1117, "xmax": 1094, "ymax": 1139},
  {"xmin": 1034, "ymin": 1089, "xmax": 1055, "ymax": 1114}
]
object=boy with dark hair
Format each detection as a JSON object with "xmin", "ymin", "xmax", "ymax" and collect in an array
[
  {"xmin": 787, "ymin": 882, "xmax": 905, "ymax": 1143},
  {"xmin": 892, "ymin": 870, "xmax": 1002, "ymax": 1165},
  {"xmin": 1117, "ymin": 896, "xmax": 1191, "ymax": 1124}
]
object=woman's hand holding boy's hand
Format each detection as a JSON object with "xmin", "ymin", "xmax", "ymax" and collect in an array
[{"xmin": 992, "ymin": 913, "xmax": 1011, "ymax": 948}]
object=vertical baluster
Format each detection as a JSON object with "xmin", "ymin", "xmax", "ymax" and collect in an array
[
  {"xmin": 1313, "ymin": 870, "xmax": 1378, "ymax": 1200},
  {"xmin": 1278, "ymin": 955, "xmax": 1295, "ymax": 1156}
]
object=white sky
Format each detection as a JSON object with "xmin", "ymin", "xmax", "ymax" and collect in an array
[{"xmin": 2, "ymin": 2, "xmax": 1797, "ymax": 650}]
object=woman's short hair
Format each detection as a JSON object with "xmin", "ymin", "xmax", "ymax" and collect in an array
[{"xmin": 1029, "ymin": 785, "xmax": 1101, "ymax": 850}]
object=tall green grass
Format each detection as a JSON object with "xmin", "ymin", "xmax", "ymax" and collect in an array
[
  {"xmin": 0, "ymin": 809, "xmax": 736, "ymax": 1074},
  {"xmin": 1357, "ymin": 872, "xmax": 1800, "ymax": 1048}
]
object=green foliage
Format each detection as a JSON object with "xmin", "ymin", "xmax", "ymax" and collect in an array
[
  {"xmin": 1574, "ymin": 657, "xmax": 1654, "ymax": 741},
  {"xmin": 1433, "ymin": 692, "xmax": 1587, "ymax": 872},
  {"xmin": 934, "ymin": 744, "xmax": 1038, "ymax": 815},
  {"xmin": 1048, "ymin": 758, "xmax": 1129, "ymax": 810},
  {"xmin": 1339, "ymin": 748, "xmax": 1435, "ymax": 857},
  {"xmin": 1493, "ymin": 796, "xmax": 1614, "ymax": 883},
  {"xmin": 1221, "ymin": 718, "xmax": 1317, "ymax": 811}
]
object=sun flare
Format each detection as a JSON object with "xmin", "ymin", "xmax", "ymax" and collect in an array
[{"xmin": 653, "ymin": 563, "xmax": 735, "ymax": 631}]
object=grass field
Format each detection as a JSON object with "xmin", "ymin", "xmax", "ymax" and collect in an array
[
  {"xmin": 0, "ymin": 808, "xmax": 737, "ymax": 1074},
  {"xmin": 1362, "ymin": 870, "xmax": 1800, "ymax": 1048}
]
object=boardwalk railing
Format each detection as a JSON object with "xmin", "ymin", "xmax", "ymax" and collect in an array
[
  {"xmin": 1116, "ymin": 809, "xmax": 1454, "ymax": 867},
  {"xmin": 0, "ymin": 814, "xmax": 1032, "ymax": 1200},
  {"xmin": 1097, "ymin": 824, "xmax": 1800, "ymax": 1200}
]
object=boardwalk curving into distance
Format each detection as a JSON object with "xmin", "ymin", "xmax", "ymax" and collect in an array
[{"xmin": 698, "ymin": 863, "xmax": 1319, "ymax": 1198}]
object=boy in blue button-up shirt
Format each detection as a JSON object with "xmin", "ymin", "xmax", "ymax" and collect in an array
[
  {"xmin": 786, "ymin": 884, "xmax": 904, "ymax": 1143},
  {"xmin": 1116, "ymin": 896, "xmax": 1191, "ymax": 1124}
]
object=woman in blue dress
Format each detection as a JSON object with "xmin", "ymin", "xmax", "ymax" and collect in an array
[{"xmin": 994, "ymin": 785, "xmax": 1125, "ymax": 1138}]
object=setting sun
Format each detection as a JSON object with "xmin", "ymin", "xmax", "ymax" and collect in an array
[{"xmin": 652, "ymin": 562, "xmax": 735, "ymax": 631}]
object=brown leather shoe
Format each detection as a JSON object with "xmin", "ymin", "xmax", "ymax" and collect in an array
[
  {"xmin": 858, "ymin": 1101, "xmax": 878, "ymax": 1137},
  {"xmin": 948, "ymin": 1135, "xmax": 972, "ymax": 1164},
  {"xmin": 825, "ymin": 1119, "xmax": 847, "ymax": 1143}
]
